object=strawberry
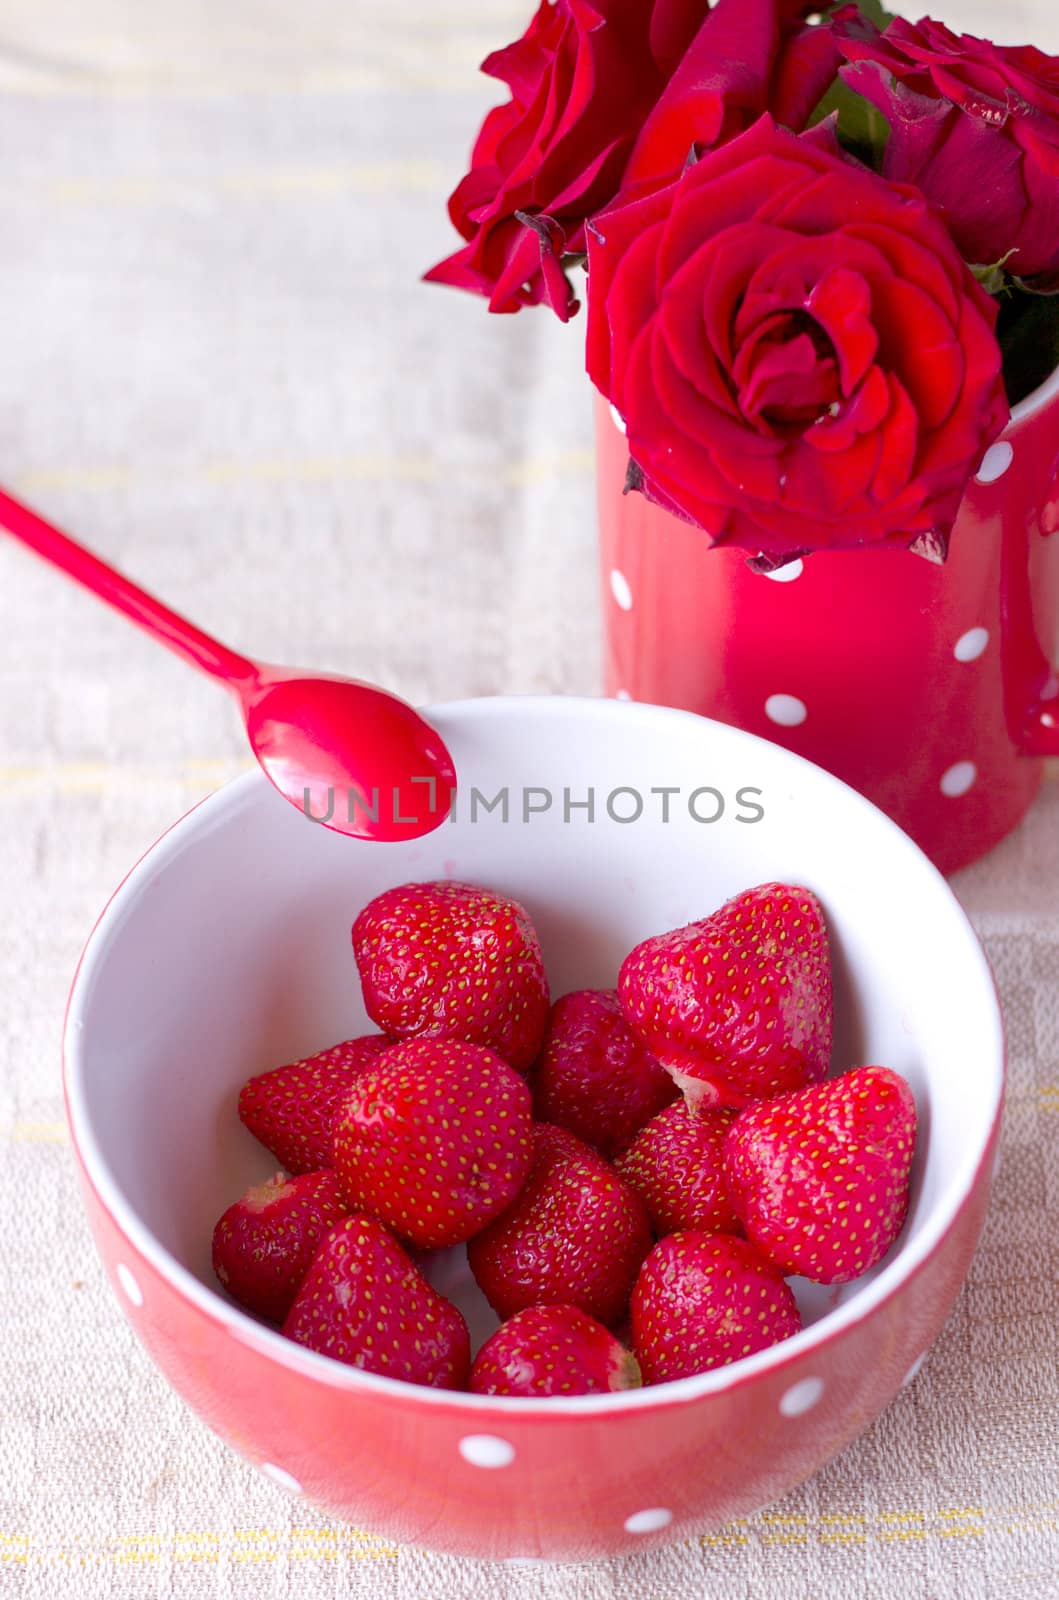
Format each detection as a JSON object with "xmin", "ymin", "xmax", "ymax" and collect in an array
[
  {"xmin": 282, "ymin": 1214, "xmax": 470, "ymax": 1388},
  {"xmin": 352, "ymin": 879, "xmax": 549, "ymax": 1071},
  {"xmin": 331, "ymin": 1037, "xmax": 534, "ymax": 1249},
  {"xmin": 469, "ymin": 1304, "xmax": 642, "ymax": 1397},
  {"xmin": 618, "ymin": 882, "xmax": 833, "ymax": 1111},
  {"xmin": 211, "ymin": 1169, "xmax": 348, "ymax": 1323},
  {"xmin": 531, "ymin": 989, "xmax": 678, "ymax": 1156},
  {"xmin": 238, "ymin": 1035, "xmax": 391, "ymax": 1174},
  {"xmin": 723, "ymin": 1065, "xmax": 917, "ymax": 1284},
  {"xmin": 615, "ymin": 1102, "xmax": 741, "ymax": 1237},
  {"xmin": 467, "ymin": 1122, "xmax": 652, "ymax": 1327},
  {"xmin": 631, "ymin": 1232, "xmax": 802, "ymax": 1384}
]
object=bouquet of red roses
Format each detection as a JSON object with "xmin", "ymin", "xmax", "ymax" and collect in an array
[{"xmin": 428, "ymin": 1, "xmax": 1059, "ymax": 568}]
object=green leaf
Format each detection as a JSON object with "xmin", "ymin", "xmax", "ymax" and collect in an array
[
  {"xmin": 970, "ymin": 253, "xmax": 1017, "ymax": 297},
  {"xmin": 1011, "ymin": 269, "xmax": 1059, "ymax": 297},
  {"xmin": 807, "ymin": 1, "xmax": 896, "ymax": 164},
  {"xmin": 810, "ymin": 78, "xmax": 891, "ymax": 170},
  {"xmin": 853, "ymin": 0, "xmax": 896, "ymax": 28}
]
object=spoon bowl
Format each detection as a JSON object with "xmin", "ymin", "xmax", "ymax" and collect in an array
[
  {"xmin": 0, "ymin": 486, "xmax": 456, "ymax": 841},
  {"xmin": 242, "ymin": 668, "xmax": 455, "ymax": 839}
]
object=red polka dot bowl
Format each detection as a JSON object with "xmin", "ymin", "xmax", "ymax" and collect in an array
[{"xmin": 63, "ymin": 696, "xmax": 1003, "ymax": 1562}]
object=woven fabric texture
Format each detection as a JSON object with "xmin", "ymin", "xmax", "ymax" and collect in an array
[{"xmin": 1, "ymin": 3, "xmax": 1057, "ymax": 1597}]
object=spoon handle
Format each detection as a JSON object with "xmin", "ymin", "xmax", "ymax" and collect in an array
[{"xmin": 0, "ymin": 487, "xmax": 256, "ymax": 687}]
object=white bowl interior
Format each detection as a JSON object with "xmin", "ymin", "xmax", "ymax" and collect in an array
[{"xmin": 66, "ymin": 697, "xmax": 1002, "ymax": 1397}]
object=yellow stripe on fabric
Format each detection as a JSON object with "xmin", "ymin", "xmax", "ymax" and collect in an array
[
  {"xmin": 688, "ymin": 1502, "xmax": 1056, "ymax": 1551},
  {"xmin": 0, "ymin": 1528, "xmax": 397, "ymax": 1565},
  {"xmin": 7, "ymin": 1123, "xmax": 70, "ymax": 1144},
  {"xmin": 0, "ymin": 66, "xmax": 495, "ymax": 100},
  {"xmin": 0, "ymin": 759, "xmax": 251, "ymax": 796},
  {"xmin": 12, "ymin": 450, "xmax": 593, "ymax": 497},
  {"xmin": 8, "ymin": 464, "xmax": 135, "ymax": 492},
  {"xmin": 10, "ymin": 14, "xmax": 524, "ymax": 49},
  {"xmin": 203, "ymin": 450, "xmax": 595, "ymax": 489},
  {"xmin": 4, "ymin": 1505, "xmax": 1055, "ymax": 1563},
  {"xmin": 49, "ymin": 161, "xmax": 447, "ymax": 207}
]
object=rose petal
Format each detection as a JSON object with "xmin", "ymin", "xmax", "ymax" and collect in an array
[{"xmin": 837, "ymin": 15, "xmax": 1059, "ymax": 275}]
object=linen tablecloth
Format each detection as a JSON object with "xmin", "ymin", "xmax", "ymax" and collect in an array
[{"xmin": 2, "ymin": 3, "xmax": 1058, "ymax": 1596}]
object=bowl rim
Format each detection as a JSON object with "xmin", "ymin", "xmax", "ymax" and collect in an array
[{"xmin": 63, "ymin": 694, "xmax": 1005, "ymax": 1417}]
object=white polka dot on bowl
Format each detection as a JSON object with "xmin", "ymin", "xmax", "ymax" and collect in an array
[
  {"xmin": 940, "ymin": 761, "xmax": 977, "ymax": 798},
  {"xmin": 610, "ymin": 569, "xmax": 633, "ymax": 611},
  {"xmin": 116, "ymin": 1263, "xmax": 143, "ymax": 1307},
  {"xmin": 975, "ymin": 441, "xmax": 1013, "ymax": 484},
  {"xmin": 459, "ymin": 1434, "xmax": 515, "ymax": 1469},
  {"xmin": 624, "ymin": 1507, "xmax": 673, "ymax": 1535},
  {"xmin": 954, "ymin": 627, "xmax": 989, "ymax": 663},
  {"xmin": 765, "ymin": 694, "xmax": 808, "ymax": 728},
  {"xmin": 763, "ymin": 558, "xmax": 804, "ymax": 584},
  {"xmin": 261, "ymin": 1463, "xmax": 303, "ymax": 1494},
  {"xmin": 779, "ymin": 1376, "xmax": 825, "ymax": 1417}
]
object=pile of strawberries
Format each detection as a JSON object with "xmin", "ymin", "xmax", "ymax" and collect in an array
[{"xmin": 211, "ymin": 879, "xmax": 917, "ymax": 1396}]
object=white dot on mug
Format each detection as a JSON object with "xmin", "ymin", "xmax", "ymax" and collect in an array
[
  {"xmin": 953, "ymin": 627, "xmax": 989, "ymax": 663},
  {"xmin": 610, "ymin": 569, "xmax": 633, "ymax": 611},
  {"xmin": 940, "ymin": 761, "xmax": 977, "ymax": 798},
  {"xmin": 765, "ymin": 693, "xmax": 808, "ymax": 728},
  {"xmin": 763, "ymin": 558, "xmax": 804, "ymax": 584},
  {"xmin": 975, "ymin": 441, "xmax": 1014, "ymax": 484}
]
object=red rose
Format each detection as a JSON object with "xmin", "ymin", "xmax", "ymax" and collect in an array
[
  {"xmin": 620, "ymin": 0, "xmax": 842, "ymax": 190},
  {"xmin": 838, "ymin": 15, "xmax": 1059, "ymax": 280},
  {"xmin": 425, "ymin": 0, "xmax": 710, "ymax": 321},
  {"xmin": 586, "ymin": 115, "xmax": 1009, "ymax": 563}
]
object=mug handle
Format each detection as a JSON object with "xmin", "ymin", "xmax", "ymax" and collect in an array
[{"xmin": 1001, "ymin": 494, "xmax": 1059, "ymax": 756}]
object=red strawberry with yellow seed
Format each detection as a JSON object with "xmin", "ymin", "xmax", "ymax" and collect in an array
[
  {"xmin": 331, "ymin": 1037, "xmax": 534, "ymax": 1249},
  {"xmin": 723, "ymin": 1065, "xmax": 917, "ymax": 1284},
  {"xmin": 238, "ymin": 1035, "xmax": 391, "ymax": 1174},
  {"xmin": 211, "ymin": 1169, "xmax": 348, "ymax": 1323},
  {"xmin": 631, "ymin": 1232, "xmax": 802, "ymax": 1383},
  {"xmin": 352, "ymin": 879, "xmax": 550, "ymax": 1071},
  {"xmin": 531, "ymin": 989, "xmax": 678, "ymax": 1156},
  {"xmin": 615, "ymin": 1102, "xmax": 741, "ymax": 1237},
  {"xmin": 619, "ymin": 882, "xmax": 833, "ymax": 1111},
  {"xmin": 469, "ymin": 1304, "xmax": 642, "ymax": 1397},
  {"xmin": 282, "ymin": 1214, "xmax": 470, "ymax": 1388},
  {"xmin": 467, "ymin": 1122, "xmax": 652, "ymax": 1327}
]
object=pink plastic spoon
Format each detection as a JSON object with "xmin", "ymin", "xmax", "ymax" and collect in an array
[{"xmin": 0, "ymin": 487, "xmax": 456, "ymax": 840}]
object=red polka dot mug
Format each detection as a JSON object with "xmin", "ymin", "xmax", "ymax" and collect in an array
[{"xmin": 597, "ymin": 374, "xmax": 1059, "ymax": 876}]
